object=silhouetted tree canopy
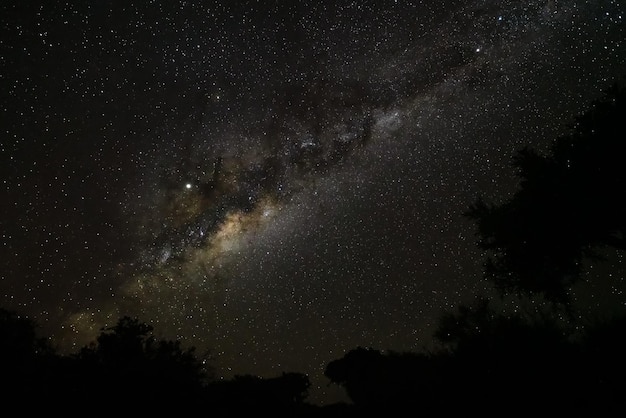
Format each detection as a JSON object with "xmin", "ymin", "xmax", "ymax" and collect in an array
[
  {"xmin": 325, "ymin": 346, "xmax": 448, "ymax": 415},
  {"xmin": 0, "ymin": 309, "xmax": 323, "ymax": 415},
  {"xmin": 0, "ymin": 308, "xmax": 58, "ymax": 404},
  {"xmin": 322, "ymin": 83, "xmax": 626, "ymax": 417},
  {"xmin": 0, "ymin": 307, "xmax": 53, "ymax": 360},
  {"xmin": 62, "ymin": 315, "xmax": 230, "ymax": 413},
  {"xmin": 205, "ymin": 372, "xmax": 316, "ymax": 416},
  {"xmin": 326, "ymin": 307, "xmax": 626, "ymax": 416},
  {"xmin": 465, "ymin": 84, "xmax": 626, "ymax": 303}
]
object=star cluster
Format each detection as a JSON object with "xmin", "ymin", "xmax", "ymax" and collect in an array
[{"xmin": 2, "ymin": 0, "xmax": 625, "ymax": 404}]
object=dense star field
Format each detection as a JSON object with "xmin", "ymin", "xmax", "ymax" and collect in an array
[{"xmin": 2, "ymin": 0, "xmax": 625, "ymax": 404}]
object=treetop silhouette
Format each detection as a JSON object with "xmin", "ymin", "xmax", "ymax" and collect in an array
[{"xmin": 465, "ymin": 83, "xmax": 626, "ymax": 303}]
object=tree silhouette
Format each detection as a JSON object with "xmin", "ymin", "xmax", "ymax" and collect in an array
[
  {"xmin": 433, "ymin": 299, "xmax": 583, "ymax": 412},
  {"xmin": 69, "ymin": 315, "xmax": 210, "ymax": 412},
  {"xmin": 323, "ymin": 82, "xmax": 626, "ymax": 417},
  {"xmin": 0, "ymin": 308, "xmax": 56, "ymax": 403},
  {"xmin": 325, "ymin": 347, "xmax": 450, "ymax": 416},
  {"xmin": 465, "ymin": 84, "xmax": 626, "ymax": 303},
  {"xmin": 205, "ymin": 372, "xmax": 317, "ymax": 416},
  {"xmin": 0, "ymin": 309, "xmax": 325, "ymax": 414},
  {"xmin": 0, "ymin": 307, "xmax": 53, "ymax": 361},
  {"xmin": 576, "ymin": 315, "xmax": 626, "ymax": 410}
]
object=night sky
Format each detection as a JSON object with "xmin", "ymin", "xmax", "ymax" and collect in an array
[{"xmin": 2, "ymin": 0, "xmax": 625, "ymax": 405}]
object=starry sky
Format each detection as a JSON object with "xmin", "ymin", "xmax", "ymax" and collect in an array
[{"xmin": 2, "ymin": 0, "xmax": 625, "ymax": 405}]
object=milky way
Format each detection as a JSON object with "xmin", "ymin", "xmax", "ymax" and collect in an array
[{"xmin": 2, "ymin": 0, "xmax": 625, "ymax": 404}]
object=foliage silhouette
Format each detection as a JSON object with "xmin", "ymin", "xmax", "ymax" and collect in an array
[
  {"xmin": 0, "ymin": 310, "xmax": 324, "ymax": 414},
  {"xmin": 324, "ymin": 348, "xmax": 436, "ymax": 414},
  {"xmin": 326, "ymin": 307, "xmax": 626, "ymax": 416},
  {"xmin": 71, "ymin": 315, "xmax": 210, "ymax": 410},
  {"xmin": 324, "ymin": 82, "xmax": 626, "ymax": 417},
  {"xmin": 205, "ymin": 372, "xmax": 318, "ymax": 417},
  {"xmin": 3, "ymin": 82, "xmax": 626, "ymax": 416},
  {"xmin": 0, "ymin": 308, "xmax": 57, "ymax": 404},
  {"xmin": 0, "ymin": 307, "xmax": 54, "ymax": 360},
  {"xmin": 465, "ymin": 84, "xmax": 626, "ymax": 303}
]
